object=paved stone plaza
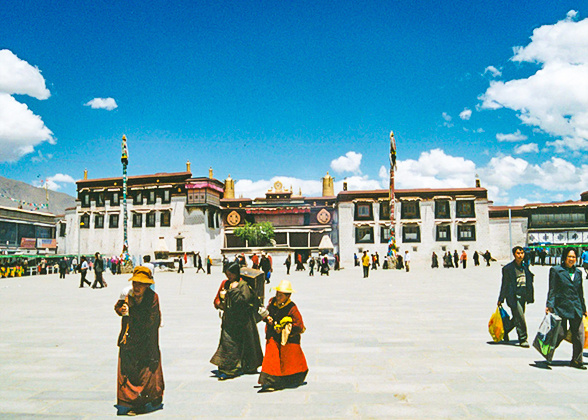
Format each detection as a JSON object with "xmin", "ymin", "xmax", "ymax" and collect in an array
[{"xmin": 2, "ymin": 260, "xmax": 588, "ymax": 419}]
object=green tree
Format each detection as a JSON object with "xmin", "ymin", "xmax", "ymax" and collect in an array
[{"xmin": 234, "ymin": 221, "xmax": 275, "ymax": 246}]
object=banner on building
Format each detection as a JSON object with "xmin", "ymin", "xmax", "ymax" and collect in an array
[
  {"xmin": 20, "ymin": 238, "xmax": 36, "ymax": 249},
  {"xmin": 37, "ymin": 238, "xmax": 57, "ymax": 249}
]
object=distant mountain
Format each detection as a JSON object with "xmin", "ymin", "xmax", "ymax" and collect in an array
[{"xmin": 0, "ymin": 176, "xmax": 76, "ymax": 216}]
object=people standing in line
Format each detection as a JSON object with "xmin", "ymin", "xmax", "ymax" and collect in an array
[
  {"xmin": 211, "ymin": 262, "xmax": 263, "ymax": 380},
  {"xmin": 460, "ymin": 250, "xmax": 467, "ymax": 269},
  {"xmin": 546, "ymin": 247, "xmax": 587, "ymax": 369},
  {"xmin": 114, "ymin": 266, "xmax": 164, "ymax": 415},
  {"xmin": 497, "ymin": 246, "xmax": 534, "ymax": 347},
  {"xmin": 431, "ymin": 252, "xmax": 439, "ymax": 268},
  {"xmin": 284, "ymin": 254, "xmax": 292, "ymax": 275},
  {"xmin": 361, "ymin": 251, "xmax": 370, "ymax": 278},
  {"xmin": 260, "ymin": 253, "xmax": 272, "ymax": 284},
  {"xmin": 92, "ymin": 252, "xmax": 107, "ymax": 289},
  {"xmin": 581, "ymin": 248, "xmax": 588, "ymax": 276},
  {"xmin": 58, "ymin": 257, "xmax": 68, "ymax": 279},
  {"xmin": 196, "ymin": 253, "xmax": 205, "ymax": 273},
  {"xmin": 473, "ymin": 251, "xmax": 480, "ymax": 267},
  {"xmin": 259, "ymin": 280, "xmax": 308, "ymax": 392},
  {"xmin": 404, "ymin": 250, "xmax": 411, "ymax": 272},
  {"xmin": 308, "ymin": 257, "xmax": 315, "ymax": 276},
  {"xmin": 206, "ymin": 255, "xmax": 212, "ymax": 275},
  {"xmin": 79, "ymin": 256, "xmax": 91, "ymax": 287},
  {"xmin": 177, "ymin": 256, "xmax": 184, "ymax": 273}
]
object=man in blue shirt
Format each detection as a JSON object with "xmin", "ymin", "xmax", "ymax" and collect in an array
[{"xmin": 582, "ymin": 248, "xmax": 588, "ymax": 276}]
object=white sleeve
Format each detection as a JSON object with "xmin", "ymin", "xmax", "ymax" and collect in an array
[{"xmin": 119, "ymin": 285, "xmax": 132, "ymax": 300}]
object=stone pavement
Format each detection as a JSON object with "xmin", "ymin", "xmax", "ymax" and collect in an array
[{"xmin": 2, "ymin": 260, "xmax": 588, "ymax": 419}]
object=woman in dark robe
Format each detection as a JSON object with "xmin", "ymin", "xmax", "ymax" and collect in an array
[
  {"xmin": 259, "ymin": 280, "xmax": 308, "ymax": 392},
  {"xmin": 431, "ymin": 252, "xmax": 439, "ymax": 268},
  {"xmin": 211, "ymin": 262, "xmax": 263, "ymax": 380},
  {"xmin": 114, "ymin": 266, "xmax": 164, "ymax": 416}
]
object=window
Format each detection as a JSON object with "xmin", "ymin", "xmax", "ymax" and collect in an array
[
  {"xmin": 457, "ymin": 224, "xmax": 476, "ymax": 241},
  {"xmin": 147, "ymin": 190, "xmax": 156, "ymax": 205},
  {"xmin": 456, "ymin": 200, "xmax": 475, "ymax": 218},
  {"xmin": 161, "ymin": 189, "xmax": 171, "ymax": 204},
  {"xmin": 436, "ymin": 224, "xmax": 451, "ymax": 241},
  {"xmin": 94, "ymin": 214, "xmax": 104, "ymax": 229},
  {"xmin": 133, "ymin": 191, "xmax": 143, "ymax": 205},
  {"xmin": 401, "ymin": 201, "xmax": 420, "ymax": 219},
  {"xmin": 36, "ymin": 226, "xmax": 52, "ymax": 238},
  {"xmin": 435, "ymin": 200, "xmax": 450, "ymax": 219},
  {"xmin": 80, "ymin": 214, "xmax": 90, "ymax": 228},
  {"xmin": 81, "ymin": 194, "xmax": 90, "ymax": 208},
  {"xmin": 531, "ymin": 212, "xmax": 587, "ymax": 226},
  {"xmin": 176, "ymin": 237, "xmax": 183, "ymax": 252},
  {"xmin": 146, "ymin": 212, "xmax": 156, "ymax": 227},
  {"xmin": 132, "ymin": 213, "xmax": 142, "ymax": 228},
  {"xmin": 59, "ymin": 222, "xmax": 66, "ymax": 237},
  {"xmin": 109, "ymin": 214, "xmax": 119, "ymax": 228},
  {"xmin": 160, "ymin": 211, "xmax": 171, "ymax": 227},
  {"xmin": 96, "ymin": 193, "xmax": 105, "ymax": 207},
  {"xmin": 402, "ymin": 225, "xmax": 420, "ymax": 242},
  {"xmin": 355, "ymin": 226, "xmax": 374, "ymax": 244},
  {"xmin": 354, "ymin": 203, "xmax": 373, "ymax": 220},
  {"xmin": 110, "ymin": 192, "xmax": 120, "ymax": 206},
  {"xmin": 380, "ymin": 225, "xmax": 391, "ymax": 243},
  {"xmin": 380, "ymin": 202, "xmax": 390, "ymax": 219}
]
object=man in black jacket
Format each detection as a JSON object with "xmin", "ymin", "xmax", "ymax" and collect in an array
[
  {"xmin": 498, "ymin": 246, "xmax": 534, "ymax": 347},
  {"xmin": 91, "ymin": 252, "xmax": 107, "ymax": 289}
]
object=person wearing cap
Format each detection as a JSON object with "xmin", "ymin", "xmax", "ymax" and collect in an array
[
  {"xmin": 211, "ymin": 262, "xmax": 263, "ymax": 380},
  {"xmin": 259, "ymin": 280, "xmax": 308, "ymax": 392},
  {"xmin": 114, "ymin": 266, "xmax": 164, "ymax": 415}
]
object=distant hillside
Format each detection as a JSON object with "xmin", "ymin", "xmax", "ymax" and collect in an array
[{"xmin": 0, "ymin": 176, "xmax": 76, "ymax": 216}]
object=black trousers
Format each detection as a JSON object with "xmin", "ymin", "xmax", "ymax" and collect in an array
[
  {"xmin": 59, "ymin": 270, "xmax": 66, "ymax": 279},
  {"xmin": 79, "ymin": 270, "xmax": 91, "ymax": 287},
  {"xmin": 555, "ymin": 316, "xmax": 584, "ymax": 364},
  {"xmin": 92, "ymin": 272, "xmax": 106, "ymax": 288},
  {"xmin": 363, "ymin": 266, "xmax": 369, "ymax": 278}
]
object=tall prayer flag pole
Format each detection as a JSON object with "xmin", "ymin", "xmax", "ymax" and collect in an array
[
  {"xmin": 388, "ymin": 131, "xmax": 397, "ymax": 256},
  {"xmin": 121, "ymin": 135, "xmax": 133, "ymax": 273}
]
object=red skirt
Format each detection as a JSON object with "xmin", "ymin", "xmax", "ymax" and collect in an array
[
  {"xmin": 259, "ymin": 337, "xmax": 308, "ymax": 387},
  {"xmin": 117, "ymin": 355, "xmax": 164, "ymax": 409}
]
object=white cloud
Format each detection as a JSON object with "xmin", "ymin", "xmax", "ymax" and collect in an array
[
  {"xmin": 0, "ymin": 51, "xmax": 53, "ymax": 162},
  {"xmin": 484, "ymin": 66, "xmax": 502, "ymax": 78},
  {"xmin": 442, "ymin": 112, "xmax": 453, "ymax": 127},
  {"xmin": 84, "ymin": 97, "xmax": 118, "ymax": 111},
  {"xmin": 480, "ymin": 12, "xmax": 588, "ymax": 151},
  {"xmin": 459, "ymin": 108, "xmax": 472, "ymax": 120},
  {"xmin": 330, "ymin": 151, "xmax": 362, "ymax": 174},
  {"xmin": 0, "ymin": 93, "xmax": 54, "ymax": 161},
  {"xmin": 32, "ymin": 173, "xmax": 76, "ymax": 191},
  {"xmin": 0, "ymin": 50, "xmax": 50, "ymax": 99},
  {"xmin": 513, "ymin": 198, "xmax": 530, "ymax": 206},
  {"xmin": 395, "ymin": 149, "xmax": 477, "ymax": 189},
  {"xmin": 475, "ymin": 128, "xmax": 485, "ymax": 133},
  {"xmin": 514, "ymin": 143, "xmax": 539, "ymax": 154},
  {"xmin": 496, "ymin": 129, "xmax": 527, "ymax": 142}
]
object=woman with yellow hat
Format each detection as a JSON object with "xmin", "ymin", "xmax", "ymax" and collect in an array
[
  {"xmin": 259, "ymin": 280, "xmax": 308, "ymax": 392},
  {"xmin": 114, "ymin": 266, "xmax": 164, "ymax": 415}
]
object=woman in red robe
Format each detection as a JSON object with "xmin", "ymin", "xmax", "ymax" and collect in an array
[
  {"xmin": 114, "ymin": 266, "xmax": 164, "ymax": 416},
  {"xmin": 259, "ymin": 280, "xmax": 308, "ymax": 392}
]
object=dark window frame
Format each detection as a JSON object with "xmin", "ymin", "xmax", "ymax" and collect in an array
[
  {"xmin": 355, "ymin": 226, "xmax": 374, "ymax": 244},
  {"xmin": 456, "ymin": 200, "xmax": 475, "ymax": 218},
  {"xmin": 132, "ymin": 213, "xmax": 143, "ymax": 228},
  {"xmin": 457, "ymin": 224, "xmax": 476, "ymax": 241},
  {"xmin": 402, "ymin": 224, "xmax": 421, "ymax": 243},
  {"xmin": 160, "ymin": 211, "xmax": 171, "ymax": 227},
  {"xmin": 94, "ymin": 214, "xmax": 104, "ymax": 229},
  {"xmin": 161, "ymin": 189, "xmax": 171, "ymax": 204},
  {"xmin": 59, "ymin": 222, "xmax": 66, "ymax": 237},
  {"xmin": 146, "ymin": 212, "xmax": 156, "ymax": 227},
  {"xmin": 110, "ymin": 192, "xmax": 120, "ymax": 206},
  {"xmin": 80, "ymin": 214, "xmax": 90, "ymax": 229},
  {"xmin": 436, "ymin": 224, "xmax": 451, "ymax": 241},
  {"xmin": 401, "ymin": 201, "xmax": 421, "ymax": 219},
  {"xmin": 96, "ymin": 193, "xmax": 105, "ymax": 207},
  {"xmin": 176, "ymin": 237, "xmax": 183, "ymax": 252},
  {"xmin": 133, "ymin": 191, "xmax": 143, "ymax": 206},
  {"xmin": 380, "ymin": 225, "xmax": 391, "ymax": 243},
  {"xmin": 147, "ymin": 190, "xmax": 156, "ymax": 205},
  {"xmin": 109, "ymin": 214, "xmax": 119, "ymax": 228},
  {"xmin": 435, "ymin": 200, "xmax": 451, "ymax": 219},
  {"xmin": 354, "ymin": 203, "xmax": 374, "ymax": 221},
  {"xmin": 380, "ymin": 201, "xmax": 390, "ymax": 220},
  {"xmin": 81, "ymin": 194, "xmax": 90, "ymax": 208}
]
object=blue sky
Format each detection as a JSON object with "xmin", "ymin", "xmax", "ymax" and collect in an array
[{"xmin": 1, "ymin": 1, "xmax": 587, "ymax": 205}]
